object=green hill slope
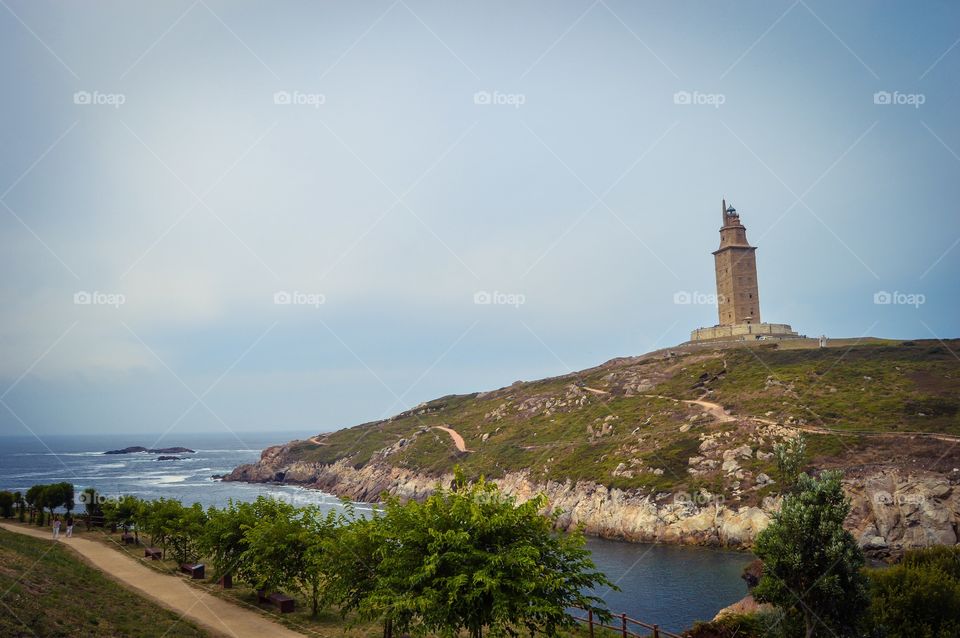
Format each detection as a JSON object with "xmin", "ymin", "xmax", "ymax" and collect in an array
[{"xmin": 282, "ymin": 339, "xmax": 959, "ymax": 500}]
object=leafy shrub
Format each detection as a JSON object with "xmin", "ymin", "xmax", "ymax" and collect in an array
[{"xmin": 868, "ymin": 547, "xmax": 960, "ymax": 637}]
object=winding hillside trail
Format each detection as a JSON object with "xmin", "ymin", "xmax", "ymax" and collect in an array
[
  {"xmin": 581, "ymin": 386, "xmax": 610, "ymax": 395},
  {"xmin": 433, "ymin": 425, "xmax": 469, "ymax": 452},
  {"xmin": 0, "ymin": 523, "xmax": 306, "ymax": 638},
  {"xmin": 309, "ymin": 427, "xmax": 470, "ymax": 452},
  {"xmin": 644, "ymin": 394, "xmax": 960, "ymax": 443}
]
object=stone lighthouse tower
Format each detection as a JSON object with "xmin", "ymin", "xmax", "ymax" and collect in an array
[
  {"xmin": 714, "ymin": 199, "xmax": 760, "ymax": 325},
  {"xmin": 689, "ymin": 200, "xmax": 798, "ymax": 342}
]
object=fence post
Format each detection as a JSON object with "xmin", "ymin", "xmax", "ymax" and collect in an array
[
  {"xmin": 588, "ymin": 609, "xmax": 594, "ymax": 638},
  {"xmin": 653, "ymin": 624, "xmax": 660, "ymax": 638},
  {"xmin": 621, "ymin": 613, "xmax": 627, "ymax": 637}
]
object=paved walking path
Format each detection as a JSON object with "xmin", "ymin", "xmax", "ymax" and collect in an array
[{"xmin": 0, "ymin": 522, "xmax": 305, "ymax": 638}]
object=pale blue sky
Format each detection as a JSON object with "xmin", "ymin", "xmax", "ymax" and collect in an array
[{"xmin": 1, "ymin": 0, "xmax": 958, "ymax": 437}]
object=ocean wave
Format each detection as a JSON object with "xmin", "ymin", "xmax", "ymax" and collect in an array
[
  {"xmin": 9, "ymin": 451, "xmax": 105, "ymax": 457},
  {"xmin": 193, "ymin": 449, "xmax": 259, "ymax": 453},
  {"xmin": 148, "ymin": 475, "xmax": 188, "ymax": 485},
  {"xmin": 8, "ymin": 469, "xmax": 64, "ymax": 478}
]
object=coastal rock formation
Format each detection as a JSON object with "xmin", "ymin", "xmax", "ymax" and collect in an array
[
  {"xmin": 105, "ymin": 446, "xmax": 195, "ymax": 455},
  {"xmin": 225, "ymin": 443, "xmax": 959, "ymax": 553}
]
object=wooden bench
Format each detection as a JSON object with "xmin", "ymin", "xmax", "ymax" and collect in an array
[
  {"xmin": 144, "ymin": 547, "xmax": 162, "ymax": 560},
  {"xmin": 121, "ymin": 533, "xmax": 136, "ymax": 545},
  {"xmin": 268, "ymin": 593, "xmax": 295, "ymax": 613},
  {"xmin": 256, "ymin": 589, "xmax": 269, "ymax": 604},
  {"xmin": 179, "ymin": 563, "xmax": 204, "ymax": 579},
  {"xmin": 218, "ymin": 573, "xmax": 233, "ymax": 589}
]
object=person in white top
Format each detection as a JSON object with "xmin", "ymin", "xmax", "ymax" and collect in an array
[{"xmin": 52, "ymin": 516, "xmax": 61, "ymax": 540}]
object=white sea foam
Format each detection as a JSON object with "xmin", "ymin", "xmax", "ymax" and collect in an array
[
  {"xmin": 150, "ymin": 475, "xmax": 188, "ymax": 484},
  {"xmin": 93, "ymin": 462, "xmax": 126, "ymax": 470}
]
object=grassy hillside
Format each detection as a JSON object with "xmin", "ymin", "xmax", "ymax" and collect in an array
[
  {"xmin": 0, "ymin": 528, "xmax": 209, "ymax": 638},
  {"xmin": 294, "ymin": 339, "xmax": 960, "ymax": 502}
]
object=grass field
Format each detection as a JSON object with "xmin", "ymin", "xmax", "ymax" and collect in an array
[{"xmin": 0, "ymin": 527, "xmax": 209, "ymax": 638}]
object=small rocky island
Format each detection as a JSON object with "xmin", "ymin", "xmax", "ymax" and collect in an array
[
  {"xmin": 104, "ymin": 446, "xmax": 195, "ymax": 455},
  {"xmin": 156, "ymin": 456, "xmax": 183, "ymax": 461}
]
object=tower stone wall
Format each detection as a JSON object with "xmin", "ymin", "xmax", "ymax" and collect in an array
[{"xmin": 713, "ymin": 200, "xmax": 760, "ymax": 325}]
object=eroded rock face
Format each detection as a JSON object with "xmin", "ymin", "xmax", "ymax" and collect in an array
[
  {"xmin": 225, "ymin": 443, "xmax": 959, "ymax": 553},
  {"xmin": 844, "ymin": 469, "xmax": 959, "ymax": 556}
]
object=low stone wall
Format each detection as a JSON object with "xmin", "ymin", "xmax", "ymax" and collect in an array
[{"xmin": 690, "ymin": 322, "xmax": 799, "ymax": 342}]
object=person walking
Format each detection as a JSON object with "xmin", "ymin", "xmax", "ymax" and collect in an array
[
  {"xmin": 65, "ymin": 514, "xmax": 74, "ymax": 538},
  {"xmin": 52, "ymin": 515, "xmax": 61, "ymax": 540}
]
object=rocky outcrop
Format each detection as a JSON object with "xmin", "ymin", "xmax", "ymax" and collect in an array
[
  {"xmin": 227, "ymin": 442, "xmax": 960, "ymax": 555},
  {"xmin": 844, "ymin": 468, "xmax": 960, "ymax": 559},
  {"xmin": 105, "ymin": 446, "xmax": 195, "ymax": 455}
]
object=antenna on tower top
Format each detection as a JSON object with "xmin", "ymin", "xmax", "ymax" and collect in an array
[{"xmin": 722, "ymin": 198, "xmax": 727, "ymax": 225}]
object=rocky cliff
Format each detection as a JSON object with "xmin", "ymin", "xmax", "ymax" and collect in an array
[{"xmin": 225, "ymin": 441, "xmax": 960, "ymax": 555}]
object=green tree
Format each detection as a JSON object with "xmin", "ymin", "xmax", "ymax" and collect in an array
[
  {"xmin": 138, "ymin": 498, "xmax": 183, "ymax": 558},
  {"xmin": 200, "ymin": 499, "xmax": 259, "ymax": 584},
  {"xmin": 322, "ymin": 505, "xmax": 385, "ymax": 622},
  {"xmin": 242, "ymin": 499, "xmax": 304, "ymax": 604},
  {"xmin": 357, "ymin": 469, "xmax": 614, "ymax": 638},
  {"xmin": 166, "ymin": 502, "xmax": 207, "ymax": 564},
  {"xmin": 37, "ymin": 483, "xmax": 74, "ymax": 522},
  {"xmin": 773, "ymin": 435, "xmax": 806, "ymax": 491},
  {"xmin": 753, "ymin": 471, "xmax": 868, "ymax": 638},
  {"xmin": 25, "ymin": 484, "xmax": 46, "ymax": 526},
  {"xmin": 0, "ymin": 491, "xmax": 14, "ymax": 518},
  {"xmin": 102, "ymin": 495, "xmax": 143, "ymax": 537}
]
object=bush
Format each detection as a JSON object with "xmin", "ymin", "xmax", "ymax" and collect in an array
[
  {"xmin": 901, "ymin": 545, "xmax": 960, "ymax": 580},
  {"xmin": 868, "ymin": 548, "xmax": 960, "ymax": 638}
]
